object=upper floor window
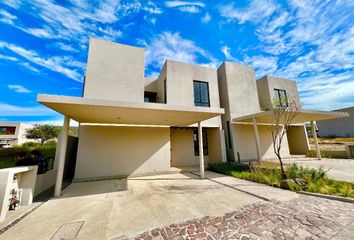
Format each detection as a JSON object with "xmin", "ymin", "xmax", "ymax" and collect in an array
[
  {"xmin": 0, "ymin": 127, "xmax": 16, "ymax": 135},
  {"xmin": 274, "ymin": 89, "xmax": 288, "ymax": 107},
  {"xmin": 193, "ymin": 81, "xmax": 210, "ymax": 107}
]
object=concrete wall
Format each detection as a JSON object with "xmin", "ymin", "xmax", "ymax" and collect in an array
[
  {"xmin": 170, "ymin": 127, "xmax": 223, "ymax": 167},
  {"xmin": 317, "ymin": 106, "xmax": 354, "ymax": 137},
  {"xmin": 256, "ymin": 75, "xmax": 301, "ymax": 110},
  {"xmin": 34, "ymin": 169, "xmax": 56, "ymax": 196},
  {"xmin": 232, "ymin": 124, "xmax": 290, "ymax": 161},
  {"xmin": 75, "ymin": 126, "xmax": 171, "ymax": 180},
  {"xmin": 287, "ymin": 125, "xmax": 309, "ymax": 154},
  {"xmin": 144, "ymin": 78, "xmax": 158, "ymax": 93},
  {"xmin": 217, "ymin": 62, "xmax": 261, "ymax": 162},
  {"xmin": 165, "ymin": 60, "xmax": 220, "ymax": 108},
  {"xmin": 83, "ymin": 38, "xmax": 145, "ymax": 102},
  {"xmin": 170, "ymin": 128, "xmax": 201, "ymax": 167}
]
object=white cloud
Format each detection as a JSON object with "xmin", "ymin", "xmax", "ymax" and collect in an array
[
  {"xmin": 221, "ymin": 45, "xmax": 237, "ymax": 62},
  {"xmin": 244, "ymin": 55, "xmax": 278, "ymax": 78},
  {"xmin": 0, "ymin": 9, "xmax": 17, "ymax": 25},
  {"xmin": 219, "ymin": 0, "xmax": 278, "ymax": 24},
  {"xmin": 165, "ymin": 1, "xmax": 205, "ymax": 8},
  {"xmin": 165, "ymin": 1, "xmax": 205, "ymax": 13},
  {"xmin": 201, "ymin": 12, "xmax": 211, "ymax": 23},
  {"xmin": 0, "ymin": 103, "xmax": 54, "ymax": 116},
  {"xmin": 0, "ymin": 54, "xmax": 18, "ymax": 61},
  {"xmin": 143, "ymin": 31, "xmax": 218, "ymax": 69},
  {"xmin": 0, "ymin": 41, "xmax": 82, "ymax": 81},
  {"xmin": 20, "ymin": 62, "xmax": 41, "ymax": 73},
  {"xmin": 8, "ymin": 85, "xmax": 32, "ymax": 93},
  {"xmin": 178, "ymin": 6, "xmax": 200, "ymax": 13},
  {"xmin": 54, "ymin": 42, "xmax": 78, "ymax": 52}
]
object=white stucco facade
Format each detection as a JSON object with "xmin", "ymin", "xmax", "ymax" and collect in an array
[{"xmin": 36, "ymin": 38, "xmax": 348, "ymax": 188}]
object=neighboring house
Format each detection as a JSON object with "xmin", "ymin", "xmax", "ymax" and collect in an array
[
  {"xmin": 37, "ymin": 39, "xmax": 348, "ymax": 196},
  {"xmin": 0, "ymin": 122, "xmax": 33, "ymax": 148},
  {"xmin": 316, "ymin": 106, "xmax": 354, "ymax": 137}
]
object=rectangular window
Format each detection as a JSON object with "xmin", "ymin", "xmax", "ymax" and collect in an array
[
  {"xmin": 193, "ymin": 129, "xmax": 208, "ymax": 156},
  {"xmin": 226, "ymin": 121, "xmax": 232, "ymax": 149},
  {"xmin": 144, "ymin": 92, "xmax": 157, "ymax": 103},
  {"xmin": 193, "ymin": 81, "xmax": 210, "ymax": 107},
  {"xmin": 274, "ymin": 89, "xmax": 288, "ymax": 107},
  {"xmin": 0, "ymin": 127, "xmax": 16, "ymax": 135}
]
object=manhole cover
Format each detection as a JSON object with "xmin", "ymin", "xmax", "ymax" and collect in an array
[{"xmin": 51, "ymin": 221, "xmax": 84, "ymax": 240}]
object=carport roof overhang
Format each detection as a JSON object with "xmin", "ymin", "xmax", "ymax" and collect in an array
[
  {"xmin": 37, "ymin": 94, "xmax": 224, "ymax": 126},
  {"xmin": 232, "ymin": 109, "xmax": 349, "ymax": 124}
]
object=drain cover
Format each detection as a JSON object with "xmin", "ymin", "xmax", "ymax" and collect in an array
[{"xmin": 51, "ymin": 221, "xmax": 84, "ymax": 240}]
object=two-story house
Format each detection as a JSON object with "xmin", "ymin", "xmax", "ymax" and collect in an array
[{"xmin": 37, "ymin": 39, "xmax": 348, "ymax": 196}]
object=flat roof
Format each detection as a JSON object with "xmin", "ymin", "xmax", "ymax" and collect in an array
[
  {"xmin": 37, "ymin": 94, "xmax": 224, "ymax": 126},
  {"xmin": 233, "ymin": 109, "xmax": 349, "ymax": 124}
]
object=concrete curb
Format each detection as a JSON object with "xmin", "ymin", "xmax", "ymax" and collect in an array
[
  {"xmin": 0, "ymin": 202, "xmax": 44, "ymax": 235},
  {"xmin": 298, "ymin": 191, "xmax": 354, "ymax": 204}
]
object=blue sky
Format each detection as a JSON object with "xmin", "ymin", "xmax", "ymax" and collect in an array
[{"xmin": 0, "ymin": 0, "xmax": 353, "ymax": 125}]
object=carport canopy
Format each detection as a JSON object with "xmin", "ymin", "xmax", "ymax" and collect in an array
[
  {"xmin": 38, "ymin": 94, "xmax": 225, "ymax": 196},
  {"xmin": 232, "ymin": 109, "xmax": 349, "ymax": 162},
  {"xmin": 38, "ymin": 94, "xmax": 224, "ymax": 126},
  {"xmin": 232, "ymin": 109, "xmax": 349, "ymax": 124}
]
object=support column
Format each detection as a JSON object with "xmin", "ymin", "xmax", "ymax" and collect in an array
[
  {"xmin": 311, "ymin": 121, "xmax": 321, "ymax": 160},
  {"xmin": 198, "ymin": 122, "xmax": 205, "ymax": 179},
  {"xmin": 252, "ymin": 117, "xmax": 261, "ymax": 160},
  {"xmin": 54, "ymin": 116, "xmax": 70, "ymax": 197}
]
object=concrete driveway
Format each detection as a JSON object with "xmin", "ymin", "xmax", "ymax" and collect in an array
[
  {"xmin": 0, "ymin": 171, "xmax": 298, "ymax": 240},
  {"xmin": 282, "ymin": 158, "xmax": 354, "ymax": 182}
]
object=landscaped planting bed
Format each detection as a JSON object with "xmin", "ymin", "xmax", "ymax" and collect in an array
[{"xmin": 208, "ymin": 161, "xmax": 354, "ymax": 198}]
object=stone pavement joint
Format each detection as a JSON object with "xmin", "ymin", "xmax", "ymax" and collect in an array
[{"xmin": 131, "ymin": 195, "xmax": 354, "ymax": 240}]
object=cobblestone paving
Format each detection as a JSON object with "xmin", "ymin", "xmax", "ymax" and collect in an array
[{"xmin": 132, "ymin": 195, "xmax": 354, "ymax": 240}]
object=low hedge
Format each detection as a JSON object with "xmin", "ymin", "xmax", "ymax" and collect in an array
[{"xmin": 0, "ymin": 142, "xmax": 56, "ymax": 169}]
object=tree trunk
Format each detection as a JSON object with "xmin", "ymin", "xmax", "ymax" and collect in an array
[{"xmin": 278, "ymin": 156, "xmax": 287, "ymax": 180}]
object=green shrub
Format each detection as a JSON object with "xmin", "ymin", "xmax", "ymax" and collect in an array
[
  {"xmin": 0, "ymin": 144, "xmax": 56, "ymax": 169},
  {"xmin": 208, "ymin": 162, "xmax": 353, "ymax": 198}
]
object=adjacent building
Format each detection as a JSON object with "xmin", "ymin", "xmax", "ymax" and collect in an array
[
  {"xmin": 0, "ymin": 122, "xmax": 33, "ymax": 148},
  {"xmin": 317, "ymin": 106, "xmax": 354, "ymax": 137},
  {"xmin": 37, "ymin": 39, "xmax": 348, "ymax": 196}
]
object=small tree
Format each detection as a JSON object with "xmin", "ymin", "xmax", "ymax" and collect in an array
[
  {"xmin": 26, "ymin": 125, "xmax": 61, "ymax": 144},
  {"xmin": 271, "ymin": 99, "xmax": 302, "ymax": 179}
]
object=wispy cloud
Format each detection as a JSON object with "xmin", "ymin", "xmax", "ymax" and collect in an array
[
  {"xmin": 0, "ymin": 103, "xmax": 55, "ymax": 116},
  {"xmin": 219, "ymin": 0, "xmax": 278, "ymax": 24},
  {"xmin": 165, "ymin": 1, "xmax": 205, "ymax": 13},
  {"xmin": 0, "ymin": 40, "xmax": 82, "ymax": 81},
  {"xmin": 201, "ymin": 12, "xmax": 211, "ymax": 23},
  {"xmin": 142, "ymin": 31, "xmax": 218, "ymax": 69},
  {"xmin": 221, "ymin": 45, "xmax": 237, "ymax": 62},
  {"xmin": 8, "ymin": 85, "xmax": 32, "ymax": 93}
]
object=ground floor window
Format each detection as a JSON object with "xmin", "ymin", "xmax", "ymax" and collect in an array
[{"xmin": 193, "ymin": 129, "xmax": 208, "ymax": 156}]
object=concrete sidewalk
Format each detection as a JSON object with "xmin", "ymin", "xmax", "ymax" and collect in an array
[{"xmin": 0, "ymin": 171, "xmax": 299, "ymax": 240}]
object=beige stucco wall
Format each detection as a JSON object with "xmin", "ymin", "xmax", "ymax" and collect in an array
[
  {"xmin": 170, "ymin": 127, "xmax": 223, "ymax": 167},
  {"xmin": 256, "ymin": 75, "xmax": 301, "ymax": 110},
  {"xmin": 287, "ymin": 125, "xmax": 309, "ymax": 154},
  {"xmin": 75, "ymin": 126, "xmax": 170, "ymax": 180},
  {"xmin": 232, "ymin": 124, "xmax": 290, "ymax": 161},
  {"xmin": 83, "ymin": 38, "xmax": 145, "ymax": 102},
  {"xmin": 317, "ymin": 106, "xmax": 354, "ymax": 137},
  {"xmin": 144, "ymin": 78, "xmax": 158, "ymax": 93},
  {"xmin": 217, "ymin": 62, "xmax": 261, "ymax": 162}
]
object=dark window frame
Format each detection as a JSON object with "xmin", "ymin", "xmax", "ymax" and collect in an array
[
  {"xmin": 193, "ymin": 129, "xmax": 208, "ymax": 156},
  {"xmin": 193, "ymin": 80, "xmax": 210, "ymax": 107},
  {"xmin": 274, "ymin": 89, "xmax": 288, "ymax": 107},
  {"xmin": 163, "ymin": 78, "xmax": 167, "ymax": 104},
  {"xmin": 226, "ymin": 121, "xmax": 232, "ymax": 149}
]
